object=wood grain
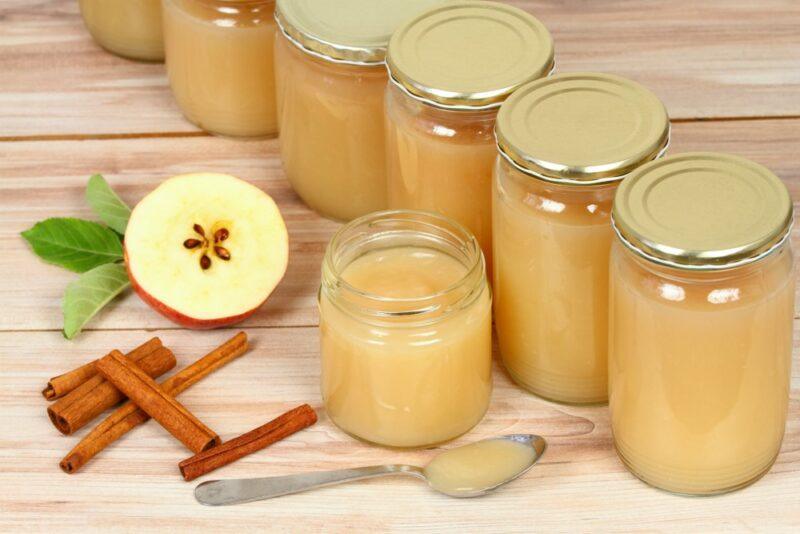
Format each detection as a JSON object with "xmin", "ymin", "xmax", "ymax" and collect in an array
[
  {"xmin": 0, "ymin": 329, "xmax": 797, "ymax": 531},
  {"xmin": 0, "ymin": 0, "xmax": 195, "ymax": 138},
  {"xmin": 1, "ymin": 0, "xmax": 799, "ymax": 138},
  {"xmin": 1, "ymin": 119, "xmax": 798, "ymax": 332}
]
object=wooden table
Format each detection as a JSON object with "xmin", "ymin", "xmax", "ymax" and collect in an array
[{"xmin": 1, "ymin": 1, "xmax": 799, "ymax": 531}]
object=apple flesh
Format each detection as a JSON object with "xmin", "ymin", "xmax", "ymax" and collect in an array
[{"xmin": 124, "ymin": 173, "xmax": 289, "ymax": 329}]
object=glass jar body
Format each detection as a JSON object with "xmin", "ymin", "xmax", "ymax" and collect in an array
[
  {"xmin": 319, "ymin": 211, "xmax": 493, "ymax": 448},
  {"xmin": 385, "ymin": 84, "xmax": 498, "ymax": 266},
  {"xmin": 609, "ymin": 241, "xmax": 794, "ymax": 495},
  {"xmin": 79, "ymin": 0, "xmax": 164, "ymax": 61},
  {"xmin": 275, "ymin": 33, "xmax": 388, "ymax": 221},
  {"xmin": 162, "ymin": 0, "xmax": 278, "ymax": 137},
  {"xmin": 492, "ymin": 157, "xmax": 617, "ymax": 404}
]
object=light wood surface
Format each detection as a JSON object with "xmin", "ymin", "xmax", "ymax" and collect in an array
[
  {"xmin": 1, "ymin": 1, "xmax": 799, "ymax": 532},
  {"xmin": 2, "ymin": 0, "xmax": 800, "ymax": 138}
]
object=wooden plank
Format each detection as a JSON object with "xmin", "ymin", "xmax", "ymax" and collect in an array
[
  {"xmin": 1, "ymin": 119, "xmax": 798, "ymax": 333},
  {"xmin": 1, "ymin": 0, "xmax": 799, "ymax": 137},
  {"xmin": 0, "ymin": 328, "xmax": 797, "ymax": 531},
  {"xmin": 525, "ymin": 0, "xmax": 800, "ymax": 120},
  {"xmin": 0, "ymin": 0, "xmax": 197, "ymax": 138}
]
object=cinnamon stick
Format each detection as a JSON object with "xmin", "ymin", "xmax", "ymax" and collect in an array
[
  {"xmin": 42, "ymin": 338, "xmax": 162, "ymax": 400},
  {"xmin": 96, "ymin": 350, "xmax": 221, "ymax": 454},
  {"xmin": 48, "ymin": 346, "xmax": 175, "ymax": 435},
  {"xmin": 179, "ymin": 404, "xmax": 317, "ymax": 481},
  {"xmin": 61, "ymin": 332, "xmax": 248, "ymax": 474}
]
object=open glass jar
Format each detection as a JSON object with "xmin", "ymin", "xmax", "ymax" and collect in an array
[
  {"xmin": 385, "ymin": 1, "xmax": 554, "ymax": 265},
  {"xmin": 162, "ymin": 0, "xmax": 278, "ymax": 137},
  {"xmin": 275, "ymin": 0, "xmax": 443, "ymax": 221},
  {"xmin": 319, "ymin": 210, "xmax": 492, "ymax": 448},
  {"xmin": 493, "ymin": 73, "xmax": 669, "ymax": 404},
  {"xmin": 609, "ymin": 152, "xmax": 795, "ymax": 495},
  {"xmin": 79, "ymin": 0, "xmax": 164, "ymax": 61}
]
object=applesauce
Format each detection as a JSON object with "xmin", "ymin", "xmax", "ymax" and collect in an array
[
  {"xmin": 424, "ymin": 438, "xmax": 537, "ymax": 495},
  {"xmin": 162, "ymin": 0, "xmax": 278, "ymax": 137},
  {"xmin": 79, "ymin": 0, "xmax": 164, "ymax": 61},
  {"xmin": 610, "ymin": 153, "xmax": 794, "ymax": 495},
  {"xmin": 275, "ymin": 0, "xmax": 444, "ymax": 221},
  {"xmin": 319, "ymin": 211, "xmax": 492, "ymax": 448},
  {"xmin": 493, "ymin": 73, "xmax": 669, "ymax": 404},
  {"xmin": 385, "ymin": 1, "xmax": 554, "ymax": 263}
]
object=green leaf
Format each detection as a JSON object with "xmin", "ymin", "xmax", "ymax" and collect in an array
[
  {"xmin": 21, "ymin": 218, "xmax": 123, "ymax": 273},
  {"xmin": 86, "ymin": 174, "xmax": 131, "ymax": 235},
  {"xmin": 63, "ymin": 263, "xmax": 130, "ymax": 339}
]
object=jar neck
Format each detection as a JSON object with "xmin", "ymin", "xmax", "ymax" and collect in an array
[
  {"xmin": 616, "ymin": 236, "xmax": 793, "ymax": 284},
  {"xmin": 388, "ymin": 83, "xmax": 498, "ymax": 142},
  {"xmin": 498, "ymin": 157, "xmax": 618, "ymax": 205},
  {"xmin": 277, "ymin": 26, "xmax": 385, "ymax": 74},
  {"xmin": 195, "ymin": 0, "xmax": 274, "ymax": 5},
  {"xmin": 389, "ymin": 81, "xmax": 499, "ymax": 122},
  {"xmin": 321, "ymin": 210, "xmax": 487, "ymax": 325},
  {"xmin": 170, "ymin": 0, "xmax": 275, "ymax": 25}
]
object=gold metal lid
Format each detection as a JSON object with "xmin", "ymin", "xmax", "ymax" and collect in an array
[
  {"xmin": 495, "ymin": 73, "xmax": 670, "ymax": 184},
  {"xmin": 386, "ymin": 1, "xmax": 554, "ymax": 110},
  {"xmin": 612, "ymin": 152, "xmax": 793, "ymax": 270},
  {"xmin": 275, "ymin": 0, "xmax": 445, "ymax": 65}
]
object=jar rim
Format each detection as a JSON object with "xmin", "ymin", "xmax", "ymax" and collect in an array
[
  {"xmin": 187, "ymin": 0, "xmax": 275, "ymax": 6},
  {"xmin": 275, "ymin": 8, "xmax": 384, "ymax": 67},
  {"xmin": 495, "ymin": 126, "xmax": 671, "ymax": 187},
  {"xmin": 386, "ymin": 62, "xmax": 556, "ymax": 112},
  {"xmin": 321, "ymin": 210, "xmax": 487, "ymax": 321},
  {"xmin": 611, "ymin": 213, "xmax": 793, "ymax": 272}
]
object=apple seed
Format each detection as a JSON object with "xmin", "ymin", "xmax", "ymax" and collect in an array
[
  {"xmin": 214, "ymin": 228, "xmax": 229, "ymax": 243},
  {"xmin": 200, "ymin": 254, "xmax": 211, "ymax": 270},
  {"xmin": 214, "ymin": 246, "xmax": 231, "ymax": 261}
]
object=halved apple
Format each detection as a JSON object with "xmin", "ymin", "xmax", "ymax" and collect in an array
[{"xmin": 124, "ymin": 173, "xmax": 288, "ymax": 329}]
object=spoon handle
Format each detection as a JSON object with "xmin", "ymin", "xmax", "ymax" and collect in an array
[{"xmin": 195, "ymin": 464, "xmax": 424, "ymax": 506}]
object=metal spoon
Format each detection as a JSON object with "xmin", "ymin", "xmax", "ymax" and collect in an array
[{"xmin": 195, "ymin": 434, "xmax": 546, "ymax": 506}]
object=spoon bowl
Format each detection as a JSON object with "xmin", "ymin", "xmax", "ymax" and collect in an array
[
  {"xmin": 195, "ymin": 434, "xmax": 546, "ymax": 506},
  {"xmin": 424, "ymin": 434, "xmax": 546, "ymax": 498}
]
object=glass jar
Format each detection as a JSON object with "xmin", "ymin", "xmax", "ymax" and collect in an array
[
  {"xmin": 275, "ymin": 0, "xmax": 444, "ymax": 221},
  {"xmin": 609, "ymin": 152, "xmax": 795, "ymax": 495},
  {"xmin": 79, "ymin": 0, "xmax": 164, "ymax": 61},
  {"xmin": 319, "ymin": 210, "xmax": 492, "ymax": 448},
  {"xmin": 162, "ymin": 0, "xmax": 278, "ymax": 137},
  {"xmin": 494, "ymin": 159, "xmax": 617, "ymax": 403},
  {"xmin": 493, "ymin": 73, "xmax": 670, "ymax": 404},
  {"xmin": 384, "ymin": 1, "xmax": 554, "ymax": 265}
]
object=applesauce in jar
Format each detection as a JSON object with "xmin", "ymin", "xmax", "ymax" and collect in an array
[
  {"xmin": 274, "ymin": 0, "xmax": 443, "ymax": 221},
  {"xmin": 319, "ymin": 210, "xmax": 492, "ymax": 448},
  {"xmin": 79, "ymin": 0, "xmax": 164, "ymax": 61},
  {"xmin": 162, "ymin": 0, "xmax": 278, "ymax": 137},
  {"xmin": 493, "ymin": 73, "xmax": 669, "ymax": 404},
  {"xmin": 610, "ymin": 153, "xmax": 794, "ymax": 495},
  {"xmin": 385, "ymin": 1, "xmax": 554, "ymax": 264}
]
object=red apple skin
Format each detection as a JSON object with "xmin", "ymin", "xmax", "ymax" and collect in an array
[{"xmin": 124, "ymin": 247, "xmax": 264, "ymax": 329}]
